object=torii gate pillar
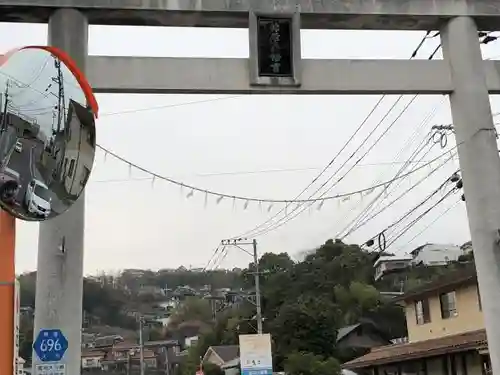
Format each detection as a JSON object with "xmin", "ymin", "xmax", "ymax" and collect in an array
[
  {"xmin": 442, "ymin": 16, "xmax": 500, "ymax": 373},
  {"xmin": 32, "ymin": 8, "xmax": 87, "ymax": 375}
]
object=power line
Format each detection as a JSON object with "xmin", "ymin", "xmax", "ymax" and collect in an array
[
  {"xmin": 398, "ymin": 199, "xmax": 461, "ymax": 249},
  {"xmin": 342, "ymin": 126, "xmax": 455, "ymax": 237},
  {"xmin": 338, "ymin": 98, "xmax": 455, "ymax": 239},
  {"xmin": 227, "ymin": 31, "xmax": 440, "ymax": 240},
  {"xmin": 383, "ymin": 188, "xmax": 458, "ymax": 251},
  {"xmin": 100, "ymin": 95, "xmax": 242, "ymax": 117},
  {"xmin": 338, "ymin": 129, "xmax": 438, "ymax": 239},
  {"xmin": 342, "ymin": 150, "xmax": 458, "ymax": 239},
  {"xmin": 243, "ymin": 95, "xmax": 420, "ymax": 239},
  {"xmin": 364, "ymin": 185, "xmax": 458, "ymax": 254}
]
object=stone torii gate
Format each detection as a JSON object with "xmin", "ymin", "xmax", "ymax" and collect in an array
[{"xmin": 2, "ymin": 1, "xmax": 500, "ymax": 374}]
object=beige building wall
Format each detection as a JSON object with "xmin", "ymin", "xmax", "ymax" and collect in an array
[{"xmin": 405, "ymin": 284, "xmax": 484, "ymax": 342}]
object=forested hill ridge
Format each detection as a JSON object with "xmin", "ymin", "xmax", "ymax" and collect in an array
[{"xmin": 18, "ymin": 266, "xmax": 243, "ymax": 308}]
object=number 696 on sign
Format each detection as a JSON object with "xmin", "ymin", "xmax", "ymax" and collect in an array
[{"xmin": 39, "ymin": 339, "xmax": 62, "ymax": 352}]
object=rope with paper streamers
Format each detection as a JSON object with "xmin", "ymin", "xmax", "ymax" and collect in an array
[{"xmin": 95, "ymin": 143, "xmax": 458, "ymax": 210}]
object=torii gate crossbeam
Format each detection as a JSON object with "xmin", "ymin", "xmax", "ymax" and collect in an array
[
  {"xmin": 1, "ymin": 0, "xmax": 500, "ymax": 30},
  {"xmin": 0, "ymin": 2, "xmax": 498, "ymax": 375}
]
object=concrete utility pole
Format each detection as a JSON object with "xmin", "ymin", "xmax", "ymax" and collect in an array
[
  {"xmin": 221, "ymin": 239, "xmax": 263, "ymax": 334},
  {"xmin": 33, "ymin": 8, "xmax": 88, "ymax": 375},
  {"xmin": 139, "ymin": 316, "xmax": 145, "ymax": 375},
  {"xmin": 253, "ymin": 239, "xmax": 263, "ymax": 335},
  {"xmin": 441, "ymin": 16, "xmax": 500, "ymax": 375}
]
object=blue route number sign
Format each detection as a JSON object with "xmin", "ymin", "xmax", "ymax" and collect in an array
[{"xmin": 33, "ymin": 329, "xmax": 68, "ymax": 362}]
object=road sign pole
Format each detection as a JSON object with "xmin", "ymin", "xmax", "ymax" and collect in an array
[
  {"xmin": 33, "ymin": 8, "xmax": 88, "ymax": 375},
  {"xmin": 0, "ymin": 209, "xmax": 15, "ymax": 375}
]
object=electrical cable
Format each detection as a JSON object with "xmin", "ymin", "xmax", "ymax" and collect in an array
[
  {"xmin": 397, "ymin": 199, "xmax": 461, "ymax": 249},
  {"xmin": 383, "ymin": 187, "xmax": 458, "ymax": 250},
  {"xmin": 228, "ymin": 31, "xmax": 440, "ymax": 240},
  {"xmin": 381, "ymin": 173, "xmax": 458, "ymax": 236},
  {"xmin": 243, "ymin": 95, "xmax": 420, "ymax": 239},
  {"xmin": 342, "ymin": 150, "xmax": 458, "ymax": 239},
  {"xmin": 331, "ymin": 33, "xmax": 496, "ymax": 241},
  {"xmin": 356, "ymin": 123, "xmax": 497, "ymax": 252},
  {"xmin": 202, "ymin": 245, "xmax": 225, "ymax": 271},
  {"xmin": 338, "ymin": 129, "xmax": 438, "ymax": 239},
  {"xmin": 364, "ymin": 185, "xmax": 458, "ymax": 254},
  {"xmin": 337, "ymin": 96, "xmax": 450, "ymax": 239},
  {"xmin": 230, "ymin": 95, "xmax": 389, "ymax": 238},
  {"xmin": 343, "ymin": 126, "xmax": 454, "ymax": 238}
]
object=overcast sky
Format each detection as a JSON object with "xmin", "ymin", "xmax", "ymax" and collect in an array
[{"xmin": 2, "ymin": 23, "xmax": 498, "ymax": 275}]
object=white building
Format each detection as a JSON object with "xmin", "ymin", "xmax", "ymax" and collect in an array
[
  {"xmin": 60, "ymin": 99, "xmax": 95, "ymax": 197},
  {"xmin": 373, "ymin": 255, "xmax": 412, "ymax": 281},
  {"xmin": 410, "ymin": 243, "xmax": 462, "ymax": 266},
  {"xmin": 460, "ymin": 241, "xmax": 473, "ymax": 255},
  {"xmin": 16, "ymin": 357, "xmax": 25, "ymax": 375},
  {"xmin": 81, "ymin": 350, "xmax": 105, "ymax": 369}
]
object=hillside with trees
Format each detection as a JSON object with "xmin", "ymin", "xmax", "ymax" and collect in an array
[
  {"xmin": 18, "ymin": 239, "xmax": 471, "ymax": 372},
  {"xmin": 172, "ymin": 239, "xmax": 473, "ymax": 375}
]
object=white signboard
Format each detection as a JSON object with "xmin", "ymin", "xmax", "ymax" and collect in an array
[
  {"xmin": 239, "ymin": 334, "xmax": 273, "ymax": 375},
  {"xmin": 35, "ymin": 363, "xmax": 66, "ymax": 375}
]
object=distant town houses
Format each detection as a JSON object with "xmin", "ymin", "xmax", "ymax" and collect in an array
[{"xmin": 81, "ymin": 338, "xmax": 182, "ymax": 373}]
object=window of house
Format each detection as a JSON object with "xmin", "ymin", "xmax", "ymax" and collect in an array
[
  {"xmin": 68, "ymin": 159, "xmax": 76, "ymax": 177},
  {"xmin": 440, "ymin": 291, "xmax": 458, "ymax": 319},
  {"xmin": 415, "ymin": 299, "xmax": 431, "ymax": 325},
  {"xmin": 477, "ymin": 286, "xmax": 482, "ymax": 311}
]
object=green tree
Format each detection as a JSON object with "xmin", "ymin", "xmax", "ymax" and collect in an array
[
  {"xmin": 269, "ymin": 295, "xmax": 340, "ymax": 366},
  {"xmin": 203, "ymin": 362, "xmax": 225, "ymax": 375},
  {"xmin": 168, "ymin": 297, "xmax": 213, "ymax": 328},
  {"xmin": 284, "ymin": 352, "xmax": 340, "ymax": 375}
]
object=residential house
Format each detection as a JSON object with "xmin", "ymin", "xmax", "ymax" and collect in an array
[
  {"xmin": 342, "ymin": 266, "xmax": 491, "ymax": 375},
  {"xmin": 169, "ymin": 320, "xmax": 209, "ymax": 349},
  {"xmin": 138, "ymin": 284, "xmax": 165, "ymax": 296},
  {"xmin": 373, "ymin": 255, "xmax": 412, "ymax": 281},
  {"xmin": 336, "ymin": 321, "xmax": 392, "ymax": 352},
  {"xmin": 131, "ymin": 348, "xmax": 158, "ymax": 369},
  {"xmin": 99, "ymin": 339, "xmax": 179, "ymax": 372},
  {"xmin": 410, "ymin": 243, "xmax": 462, "ymax": 266},
  {"xmin": 461, "ymin": 241, "xmax": 473, "ymax": 255},
  {"xmin": 93, "ymin": 335, "xmax": 124, "ymax": 349},
  {"xmin": 58, "ymin": 99, "xmax": 95, "ymax": 198},
  {"xmin": 16, "ymin": 357, "xmax": 25, "ymax": 375},
  {"xmin": 203, "ymin": 345, "xmax": 240, "ymax": 368},
  {"xmin": 81, "ymin": 350, "xmax": 106, "ymax": 369}
]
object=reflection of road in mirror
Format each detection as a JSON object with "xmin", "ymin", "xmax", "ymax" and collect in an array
[{"xmin": 0, "ymin": 47, "xmax": 96, "ymax": 222}]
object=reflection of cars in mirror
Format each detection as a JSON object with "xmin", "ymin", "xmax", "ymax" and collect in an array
[
  {"xmin": 0, "ymin": 47, "xmax": 97, "ymax": 222},
  {"xmin": 24, "ymin": 179, "xmax": 52, "ymax": 218},
  {"xmin": 14, "ymin": 141, "xmax": 22, "ymax": 153}
]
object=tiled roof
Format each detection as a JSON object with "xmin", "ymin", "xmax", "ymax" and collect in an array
[
  {"xmin": 82, "ymin": 350, "xmax": 106, "ymax": 358},
  {"xmin": 113, "ymin": 341, "xmax": 139, "ymax": 351},
  {"xmin": 342, "ymin": 329, "xmax": 486, "ymax": 369},
  {"xmin": 210, "ymin": 345, "xmax": 240, "ymax": 363},
  {"xmin": 337, "ymin": 324, "xmax": 361, "ymax": 342},
  {"xmin": 131, "ymin": 349, "xmax": 156, "ymax": 359}
]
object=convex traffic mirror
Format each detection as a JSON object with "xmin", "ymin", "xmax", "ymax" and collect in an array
[{"xmin": 0, "ymin": 46, "xmax": 98, "ymax": 221}]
